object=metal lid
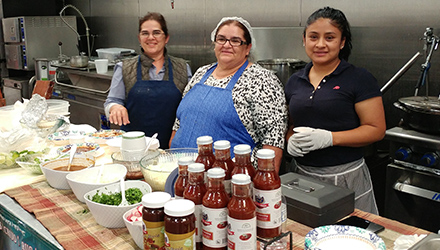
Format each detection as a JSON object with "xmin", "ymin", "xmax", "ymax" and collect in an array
[{"xmin": 398, "ymin": 96, "xmax": 440, "ymax": 114}]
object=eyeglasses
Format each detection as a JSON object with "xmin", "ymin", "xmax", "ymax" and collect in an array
[
  {"xmin": 215, "ymin": 36, "xmax": 248, "ymax": 47},
  {"xmin": 140, "ymin": 30, "xmax": 164, "ymax": 38}
]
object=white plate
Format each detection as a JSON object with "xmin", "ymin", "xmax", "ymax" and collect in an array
[
  {"xmin": 305, "ymin": 225, "xmax": 386, "ymax": 250},
  {"xmin": 87, "ymin": 129, "xmax": 125, "ymax": 144},
  {"xmin": 47, "ymin": 131, "xmax": 86, "ymax": 145},
  {"xmin": 57, "ymin": 142, "xmax": 100, "ymax": 155}
]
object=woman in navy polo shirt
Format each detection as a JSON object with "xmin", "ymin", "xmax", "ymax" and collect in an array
[{"xmin": 285, "ymin": 7, "xmax": 386, "ymax": 214}]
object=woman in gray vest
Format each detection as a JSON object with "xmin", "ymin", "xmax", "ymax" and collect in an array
[{"xmin": 104, "ymin": 12, "xmax": 192, "ymax": 148}]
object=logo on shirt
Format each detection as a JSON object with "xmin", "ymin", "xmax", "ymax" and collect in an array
[{"xmin": 333, "ymin": 86, "xmax": 340, "ymax": 90}]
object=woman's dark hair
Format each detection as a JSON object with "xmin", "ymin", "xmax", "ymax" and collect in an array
[
  {"xmin": 139, "ymin": 12, "xmax": 168, "ymax": 37},
  {"xmin": 215, "ymin": 20, "xmax": 252, "ymax": 45},
  {"xmin": 304, "ymin": 6, "xmax": 352, "ymax": 61}
]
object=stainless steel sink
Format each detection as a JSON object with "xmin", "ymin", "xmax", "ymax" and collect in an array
[{"xmin": 408, "ymin": 234, "xmax": 440, "ymax": 250}]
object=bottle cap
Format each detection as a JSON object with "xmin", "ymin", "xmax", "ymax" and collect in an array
[
  {"xmin": 197, "ymin": 135, "xmax": 213, "ymax": 145},
  {"xmin": 207, "ymin": 167, "xmax": 225, "ymax": 178},
  {"xmin": 188, "ymin": 163, "xmax": 205, "ymax": 173},
  {"xmin": 234, "ymin": 144, "xmax": 251, "ymax": 154},
  {"xmin": 164, "ymin": 199, "xmax": 195, "ymax": 217},
  {"xmin": 256, "ymin": 149, "xmax": 275, "ymax": 159},
  {"xmin": 214, "ymin": 140, "xmax": 230, "ymax": 150},
  {"xmin": 231, "ymin": 173, "xmax": 251, "ymax": 185},
  {"xmin": 142, "ymin": 191, "xmax": 171, "ymax": 208},
  {"xmin": 178, "ymin": 156, "xmax": 194, "ymax": 166}
]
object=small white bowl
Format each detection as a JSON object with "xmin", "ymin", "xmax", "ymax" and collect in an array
[
  {"xmin": 41, "ymin": 155, "xmax": 95, "ymax": 189},
  {"xmin": 123, "ymin": 206, "xmax": 144, "ymax": 249},
  {"xmin": 66, "ymin": 164, "xmax": 127, "ymax": 202},
  {"xmin": 84, "ymin": 180, "xmax": 152, "ymax": 228}
]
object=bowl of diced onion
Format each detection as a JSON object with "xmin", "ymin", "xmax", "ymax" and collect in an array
[{"xmin": 140, "ymin": 148, "xmax": 198, "ymax": 191}]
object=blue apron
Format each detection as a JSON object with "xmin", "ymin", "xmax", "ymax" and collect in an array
[
  {"xmin": 171, "ymin": 60, "xmax": 256, "ymax": 156},
  {"xmin": 121, "ymin": 57, "xmax": 181, "ymax": 149}
]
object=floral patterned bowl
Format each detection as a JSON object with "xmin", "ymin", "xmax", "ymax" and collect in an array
[{"xmin": 305, "ymin": 225, "xmax": 386, "ymax": 250}]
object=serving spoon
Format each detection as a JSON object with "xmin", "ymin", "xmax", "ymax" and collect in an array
[
  {"xmin": 119, "ymin": 177, "xmax": 129, "ymax": 206},
  {"xmin": 67, "ymin": 144, "xmax": 78, "ymax": 171},
  {"xmin": 145, "ymin": 133, "xmax": 158, "ymax": 153}
]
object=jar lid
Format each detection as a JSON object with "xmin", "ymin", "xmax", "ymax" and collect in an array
[
  {"xmin": 178, "ymin": 156, "xmax": 194, "ymax": 166},
  {"xmin": 188, "ymin": 163, "xmax": 205, "ymax": 173},
  {"xmin": 197, "ymin": 135, "xmax": 213, "ymax": 145},
  {"xmin": 256, "ymin": 149, "xmax": 275, "ymax": 159},
  {"xmin": 142, "ymin": 191, "xmax": 171, "ymax": 208},
  {"xmin": 207, "ymin": 167, "xmax": 225, "ymax": 178},
  {"xmin": 231, "ymin": 173, "xmax": 251, "ymax": 185},
  {"xmin": 234, "ymin": 144, "xmax": 251, "ymax": 154},
  {"xmin": 165, "ymin": 199, "xmax": 195, "ymax": 217},
  {"xmin": 214, "ymin": 140, "xmax": 230, "ymax": 150}
]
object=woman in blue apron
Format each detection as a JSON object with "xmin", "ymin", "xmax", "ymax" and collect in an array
[
  {"xmin": 104, "ymin": 12, "xmax": 191, "ymax": 148},
  {"xmin": 170, "ymin": 17, "xmax": 287, "ymax": 172},
  {"xmin": 285, "ymin": 7, "xmax": 386, "ymax": 214}
]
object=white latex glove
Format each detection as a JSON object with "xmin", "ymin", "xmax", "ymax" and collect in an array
[
  {"xmin": 287, "ymin": 135, "xmax": 307, "ymax": 157},
  {"xmin": 293, "ymin": 127, "xmax": 333, "ymax": 152}
]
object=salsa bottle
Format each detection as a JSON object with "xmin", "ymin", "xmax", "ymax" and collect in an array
[
  {"xmin": 211, "ymin": 140, "xmax": 235, "ymax": 195},
  {"xmin": 195, "ymin": 135, "xmax": 216, "ymax": 172},
  {"xmin": 202, "ymin": 168, "xmax": 229, "ymax": 250},
  {"xmin": 253, "ymin": 149, "xmax": 282, "ymax": 239},
  {"xmin": 231, "ymin": 144, "xmax": 256, "ymax": 181},
  {"xmin": 142, "ymin": 191, "xmax": 172, "ymax": 250},
  {"xmin": 175, "ymin": 156, "xmax": 194, "ymax": 199},
  {"xmin": 164, "ymin": 199, "xmax": 196, "ymax": 250},
  {"xmin": 184, "ymin": 163, "xmax": 207, "ymax": 250},
  {"xmin": 227, "ymin": 174, "xmax": 256, "ymax": 250}
]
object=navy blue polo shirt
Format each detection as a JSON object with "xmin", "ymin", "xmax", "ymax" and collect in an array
[{"xmin": 285, "ymin": 60, "xmax": 381, "ymax": 167}]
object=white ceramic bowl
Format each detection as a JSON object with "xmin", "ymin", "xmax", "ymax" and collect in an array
[
  {"xmin": 123, "ymin": 206, "xmax": 144, "ymax": 249},
  {"xmin": 121, "ymin": 131, "xmax": 147, "ymax": 151},
  {"xmin": 84, "ymin": 180, "xmax": 152, "ymax": 228},
  {"xmin": 106, "ymin": 136, "xmax": 160, "ymax": 153},
  {"xmin": 66, "ymin": 164, "xmax": 128, "ymax": 203},
  {"xmin": 41, "ymin": 155, "xmax": 95, "ymax": 189}
]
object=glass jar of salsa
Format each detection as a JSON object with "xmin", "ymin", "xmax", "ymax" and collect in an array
[
  {"xmin": 227, "ymin": 174, "xmax": 256, "ymax": 250},
  {"xmin": 164, "ymin": 199, "xmax": 196, "ymax": 250},
  {"xmin": 184, "ymin": 163, "xmax": 207, "ymax": 250},
  {"xmin": 212, "ymin": 140, "xmax": 234, "ymax": 195},
  {"xmin": 202, "ymin": 168, "xmax": 229, "ymax": 250},
  {"xmin": 175, "ymin": 156, "xmax": 194, "ymax": 199},
  {"xmin": 231, "ymin": 144, "xmax": 256, "ymax": 181},
  {"xmin": 253, "ymin": 149, "xmax": 282, "ymax": 239},
  {"xmin": 142, "ymin": 191, "xmax": 171, "ymax": 250},
  {"xmin": 195, "ymin": 135, "xmax": 216, "ymax": 172}
]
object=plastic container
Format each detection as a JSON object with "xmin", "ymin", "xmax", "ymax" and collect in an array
[
  {"xmin": 46, "ymin": 99, "xmax": 70, "ymax": 116},
  {"xmin": 0, "ymin": 105, "xmax": 18, "ymax": 131},
  {"xmin": 96, "ymin": 48, "xmax": 135, "ymax": 62}
]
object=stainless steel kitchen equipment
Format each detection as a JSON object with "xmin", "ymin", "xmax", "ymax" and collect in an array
[
  {"xmin": 2, "ymin": 16, "xmax": 78, "ymax": 70},
  {"xmin": 280, "ymin": 172, "xmax": 354, "ymax": 228},
  {"xmin": 257, "ymin": 58, "xmax": 306, "ymax": 85},
  {"xmin": 52, "ymin": 65, "xmax": 117, "ymax": 130},
  {"xmin": 384, "ymin": 126, "xmax": 440, "ymax": 233},
  {"xmin": 3, "ymin": 77, "xmax": 33, "ymax": 105}
]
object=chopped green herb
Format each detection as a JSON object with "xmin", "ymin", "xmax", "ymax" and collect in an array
[{"xmin": 91, "ymin": 188, "xmax": 143, "ymax": 206}]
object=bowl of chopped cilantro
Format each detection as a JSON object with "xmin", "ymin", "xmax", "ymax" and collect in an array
[{"xmin": 84, "ymin": 180, "xmax": 151, "ymax": 228}]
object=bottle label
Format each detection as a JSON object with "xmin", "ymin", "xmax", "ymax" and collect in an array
[
  {"xmin": 227, "ymin": 216, "xmax": 256, "ymax": 250},
  {"xmin": 201, "ymin": 206, "xmax": 228, "ymax": 247},
  {"xmin": 224, "ymin": 179, "xmax": 231, "ymax": 195},
  {"xmin": 253, "ymin": 187, "xmax": 282, "ymax": 229},
  {"xmin": 195, "ymin": 204, "xmax": 203, "ymax": 243},
  {"xmin": 143, "ymin": 220, "xmax": 165, "ymax": 249},
  {"xmin": 164, "ymin": 230, "xmax": 196, "ymax": 250}
]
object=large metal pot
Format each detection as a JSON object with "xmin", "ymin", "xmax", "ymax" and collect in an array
[
  {"xmin": 394, "ymin": 96, "xmax": 440, "ymax": 134},
  {"xmin": 257, "ymin": 58, "xmax": 306, "ymax": 85}
]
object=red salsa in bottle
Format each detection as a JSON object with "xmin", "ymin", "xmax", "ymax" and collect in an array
[
  {"xmin": 175, "ymin": 156, "xmax": 194, "ymax": 198},
  {"xmin": 227, "ymin": 174, "xmax": 256, "ymax": 250},
  {"xmin": 202, "ymin": 168, "xmax": 229, "ymax": 250},
  {"xmin": 231, "ymin": 144, "xmax": 256, "ymax": 181},
  {"xmin": 253, "ymin": 149, "xmax": 282, "ymax": 239},
  {"xmin": 195, "ymin": 136, "xmax": 216, "ymax": 172},
  {"xmin": 184, "ymin": 163, "xmax": 207, "ymax": 250},
  {"xmin": 211, "ymin": 140, "xmax": 235, "ymax": 195}
]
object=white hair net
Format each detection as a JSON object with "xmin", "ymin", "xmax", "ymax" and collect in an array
[{"xmin": 210, "ymin": 16, "xmax": 255, "ymax": 51}]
